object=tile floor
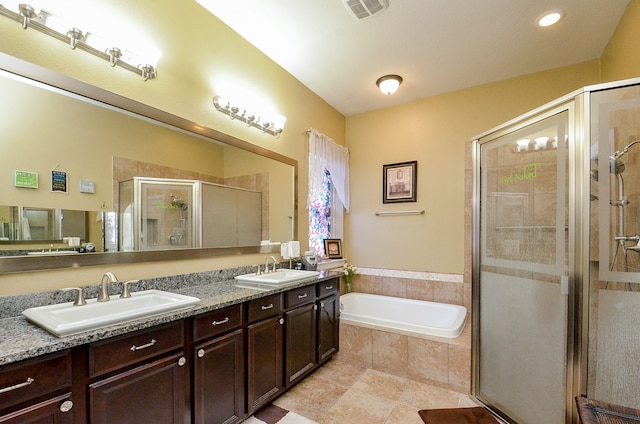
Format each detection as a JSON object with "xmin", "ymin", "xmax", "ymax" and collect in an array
[{"xmin": 261, "ymin": 356, "xmax": 481, "ymax": 424}]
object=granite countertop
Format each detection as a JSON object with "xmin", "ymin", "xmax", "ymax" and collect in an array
[{"xmin": 0, "ymin": 268, "xmax": 340, "ymax": 367}]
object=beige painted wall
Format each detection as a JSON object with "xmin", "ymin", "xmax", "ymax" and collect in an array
[
  {"xmin": 1, "ymin": 0, "xmax": 640, "ymax": 293},
  {"xmin": 601, "ymin": 0, "xmax": 640, "ymax": 82},
  {"xmin": 346, "ymin": 61, "xmax": 601, "ymax": 273},
  {"xmin": 0, "ymin": 0, "xmax": 343, "ymax": 294}
]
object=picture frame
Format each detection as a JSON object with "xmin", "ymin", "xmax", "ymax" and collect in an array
[
  {"xmin": 323, "ymin": 238, "xmax": 343, "ymax": 259},
  {"xmin": 383, "ymin": 161, "xmax": 417, "ymax": 203}
]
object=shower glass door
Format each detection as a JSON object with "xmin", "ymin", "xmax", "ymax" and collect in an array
[{"xmin": 475, "ymin": 107, "xmax": 571, "ymax": 423}]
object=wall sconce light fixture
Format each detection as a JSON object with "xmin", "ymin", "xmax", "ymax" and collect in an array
[
  {"xmin": 376, "ymin": 74, "xmax": 403, "ymax": 95},
  {"xmin": 0, "ymin": 3, "xmax": 160, "ymax": 81},
  {"xmin": 213, "ymin": 96, "xmax": 286, "ymax": 137},
  {"xmin": 513, "ymin": 136, "xmax": 559, "ymax": 153}
]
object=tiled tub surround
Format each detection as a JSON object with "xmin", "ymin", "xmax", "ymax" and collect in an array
[
  {"xmin": 0, "ymin": 265, "xmax": 337, "ymax": 366},
  {"xmin": 340, "ymin": 268, "xmax": 471, "ymax": 394}
]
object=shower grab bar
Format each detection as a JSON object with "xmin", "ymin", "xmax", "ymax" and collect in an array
[{"xmin": 375, "ymin": 210, "xmax": 424, "ymax": 216}]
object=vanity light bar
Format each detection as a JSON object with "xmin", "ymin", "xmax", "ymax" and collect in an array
[
  {"xmin": 212, "ymin": 96, "xmax": 286, "ymax": 137},
  {"xmin": 0, "ymin": 4, "xmax": 157, "ymax": 81}
]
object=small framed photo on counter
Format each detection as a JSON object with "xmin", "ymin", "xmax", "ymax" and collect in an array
[{"xmin": 323, "ymin": 238, "xmax": 343, "ymax": 259}]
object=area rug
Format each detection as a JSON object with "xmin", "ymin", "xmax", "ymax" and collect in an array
[
  {"xmin": 419, "ymin": 406, "xmax": 500, "ymax": 424},
  {"xmin": 244, "ymin": 403, "xmax": 318, "ymax": 424}
]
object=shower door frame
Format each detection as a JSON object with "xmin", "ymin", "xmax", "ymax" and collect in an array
[{"xmin": 471, "ymin": 94, "xmax": 589, "ymax": 424}]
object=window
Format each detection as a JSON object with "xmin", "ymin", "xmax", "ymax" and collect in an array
[
  {"xmin": 309, "ymin": 170, "xmax": 332, "ymax": 257},
  {"xmin": 307, "ymin": 129, "xmax": 349, "ymax": 258}
]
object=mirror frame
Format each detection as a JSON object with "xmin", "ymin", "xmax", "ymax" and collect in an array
[{"xmin": 0, "ymin": 52, "xmax": 298, "ymax": 274}]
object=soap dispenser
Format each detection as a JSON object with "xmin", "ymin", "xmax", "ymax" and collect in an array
[{"xmin": 301, "ymin": 250, "xmax": 318, "ymax": 271}]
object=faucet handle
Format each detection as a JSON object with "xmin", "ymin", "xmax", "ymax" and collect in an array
[
  {"xmin": 120, "ymin": 280, "xmax": 139, "ymax": 298},
  {"xmin": 62, "ymin": 287, "xmax": 87, "ymax": 306}
]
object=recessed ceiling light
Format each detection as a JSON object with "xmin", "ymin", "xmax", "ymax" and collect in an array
[{"xmin": 537, "ymin": 9, "xmax": 565, "ymax": 27}]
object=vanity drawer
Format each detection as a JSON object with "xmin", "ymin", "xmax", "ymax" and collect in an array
[
  {"xmin": 285, "ymin": 285, "xmax": 316, "ymax": 309},
  {"xmin": 89, "ymin": 321, "xmax": 184, "ymax": 378},
  {"xmin": 317, "ymin": 278, "xmax": 339, "ymax": 298},
  {"xmin": 0, "ymin": 350, "xmax": 71, "ymax": 411},
  {"xmin": 247, "ymin": 294, "xmax": 282, "ymax": 323},
  {"xmin": 193, "ymin": 304, "xmax": 242, "ymax": 342}
]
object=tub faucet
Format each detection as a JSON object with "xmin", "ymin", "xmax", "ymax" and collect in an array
[
  {"xmin": 265, "ymin": 256, "xmax": 277, "ymax": 273},
  {"xmin": 98, "ymin": 272, "xmax": 118, "ymax": 302}
]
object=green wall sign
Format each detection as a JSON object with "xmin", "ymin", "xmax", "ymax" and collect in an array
[{"xmin": 14, "ymin": 170, "xmax": 38, "ymax": 189}]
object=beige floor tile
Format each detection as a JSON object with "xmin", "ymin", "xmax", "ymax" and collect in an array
[
  {"xmin": 321, "ymin": 388, "xmax": 396, "ymax": 424},
  {"xmin": 384, "ymin": 404, "xmax": 424, "ymax": 424},
  {"xmin": 273, "ymin": 396, "xmax": 326, "ymax": 422},
  {"xmin": 315, "ymin": 357, "xmax": 368, "ymax": 388},
  {"xmin": 398, "ymin": 380, "xmax": 463, "ymax": 410},
  {"xmin": 351, "ymin": 369, "xmax": 408, "ymax": 402},
  {"xmin": 283, "ymin": 374, "xmax": 348, "ymax": 412}
]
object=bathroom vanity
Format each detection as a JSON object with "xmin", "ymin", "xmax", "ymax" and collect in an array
[{"xmin": 0, "ymin": 271, "xmax": 340, "ymax": 424}]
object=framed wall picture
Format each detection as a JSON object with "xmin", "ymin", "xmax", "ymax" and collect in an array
[
  {"xmin": 323, "ymin": 238, "xmax": 343, "ymax": 259},
  {"xmin": 383, "ymin": 161, "xmax": 417, "ymax": 203}
]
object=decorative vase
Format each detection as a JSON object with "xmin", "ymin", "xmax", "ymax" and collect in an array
[{"xmin": 345, "ymin": 277, "xmax": 352, "ymax": 293}]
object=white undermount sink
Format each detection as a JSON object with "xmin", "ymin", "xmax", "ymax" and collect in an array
[
  {"xmin": 234, "ymin": 269, "xmax": 319, "ymax": 285},
  {"xmin": 22, "ymin": 290, "xmax": 200, "ymax": 337}
]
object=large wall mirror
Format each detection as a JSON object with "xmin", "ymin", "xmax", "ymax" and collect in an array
[{"xmin": 0, "ymin": 53, "xmax": 297, "ymax": 273}]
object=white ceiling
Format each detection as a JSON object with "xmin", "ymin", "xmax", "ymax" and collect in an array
[{"xmin": 196, "ymin": 0, "xmax": 629, "ymax": 116}]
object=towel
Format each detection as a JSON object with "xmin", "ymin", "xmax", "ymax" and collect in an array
[
  {"xmin": 281, "ymin": 242, "xmax": 290, "ymax": 259},
  {"xmin": 288, "ymin": 241, "xmax": 300, "ymax": 258}
]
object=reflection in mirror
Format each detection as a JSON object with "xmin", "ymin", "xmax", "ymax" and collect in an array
[{"xmin": 0, "ymin": 54, "xmax": 296, "ymax": 270}]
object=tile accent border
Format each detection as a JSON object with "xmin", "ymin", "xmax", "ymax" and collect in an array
[{"xmin": 356, "ymin": 267, "xmax": 463, "ymax": 284}]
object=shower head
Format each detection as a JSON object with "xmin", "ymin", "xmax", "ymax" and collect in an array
[
  {"xmin": 609, "ymin": 157, "xmax": 625, "ymax": 175},
  {"xmin": 170, "ymin": 194, "xmax": 187, "ymax": 209}
]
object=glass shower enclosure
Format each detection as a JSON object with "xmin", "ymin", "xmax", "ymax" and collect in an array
[
  {"xmin": 119, "ymin": 177, "xmax": 262, "ymax": 251},
  {"xmin": 472, "ymin": 78, "xmax": 640, "ymax": 423}
]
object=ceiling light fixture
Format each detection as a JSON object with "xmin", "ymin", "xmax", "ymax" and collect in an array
[
  {"xmin": 376, "ymin": 74, "xmax": 403, "ymax": 95},
  {"xmin": 212, "ymin": 96, "xmax": 286, "ymax": 137},
  {"xmin": 0, "ymin": 3, "xmax": 160, "ymax": 81},
  {"xmin": 537, "ymin": 9, "xmax": 565, "ymax": 27}
]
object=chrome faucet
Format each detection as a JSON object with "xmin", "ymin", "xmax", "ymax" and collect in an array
[
  {"xmin": 265, "ymin": 256, "xmax": 278, "ymax": 273},
  {"xmin": 98, "ymin": 272, "xmax": 118, "ymax": 302}
]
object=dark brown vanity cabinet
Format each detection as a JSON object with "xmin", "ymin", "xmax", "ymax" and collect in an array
[
  {"xmin": 246, "ymin": 293, "xmax": 284, "ymax": 415},
  {"xmin": 0, "ymin": 350, "xmax": 74, "ymax": 423},
  {"xmin": 284, "ymin": 285, "xmax": 317, "ymax": 388},
  {"xmin": 0, "ymin": 276, "xmax": 341, "ymax": 423},
  {"xmin": 192, "ymin": 304, "xmax": 245, "ymax": 424},
  {"xmin": 87, "ymin": 321, "xmax": 189, "ymax": 424},
  {"xmin": 317, "ymin": 278, "xmax": 340, "ymax": 364}
]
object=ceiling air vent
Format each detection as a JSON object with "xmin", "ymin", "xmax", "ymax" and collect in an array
[{"xmin": 343, "ymin": 0, "xmax": 389, "ymax": 20}]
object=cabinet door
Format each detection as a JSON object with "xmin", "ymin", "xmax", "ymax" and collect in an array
[
  {"xmin": 193, "ymin": 329, "xmax": 245, "ymax": 424},
  {"xmin": 318, "ymin": 294, "xmax": 339, "ymax": 363},
  {"xmin": 89, "ymin": 352, "xmax": 188, "ymax": 424},
  {"xmin": 0, "ymin": 393, "xmax": 74, "ymax": 424},
  {"xmin": 285, "ymin": 303, "xmax": 317, "ymax": 388},
  {"xmin": 246, "ymin": 316, "xmax": 283, "ymax": 415}
]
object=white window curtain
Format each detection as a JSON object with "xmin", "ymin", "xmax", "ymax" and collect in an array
[{"xmin": 307, "ymin": 129, "xmax": 350, "ymax": 213}]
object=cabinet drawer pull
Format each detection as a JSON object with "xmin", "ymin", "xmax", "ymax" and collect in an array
[
  {"xmin": 0, "ymin": 377, "xmax": 34, "ymax": 394},
  {"xmin": 197, "ymin": 349, "xmax": 205, "ymax": 358},
  {"xmin": 130, "ymin": 339, "xmax": 157, "ymax": 352},
  {"xmin": 212, "ymin": 317, "xmax": 230, "ymax": 326},
  {"xmin": 261, "ymin": 303, "xmax": 274, "ymax": 310},
  {"xmin": 178, "ymin": 357, "xmax": 187, "ymax": 367},
  {"xmin": 325, "ymin": 285, "xmax": 334, "ymax": 290},
  {"xmin": 60, "ymin": 400, "xmax": 74, "ymax": 413},
  {"xmin": 297, "ymin": 293, "xmax": 308, "ymax": 299},
  {"xmin": 279, "ymin": 318, "xmax": 284, "ymax": 325}
]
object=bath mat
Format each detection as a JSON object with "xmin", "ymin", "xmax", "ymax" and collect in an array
[
  {"xmin": 419, "ymin": 406, "xmax": 499, "ymax": 424},
  {"xmin": 254, "ymin": 404, "xmax": 289, "ymax": 423}
]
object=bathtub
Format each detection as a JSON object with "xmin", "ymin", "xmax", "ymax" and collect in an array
[{"xmin": 340, "ymin": 292, "xmax": 467, "ymax": 338}]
